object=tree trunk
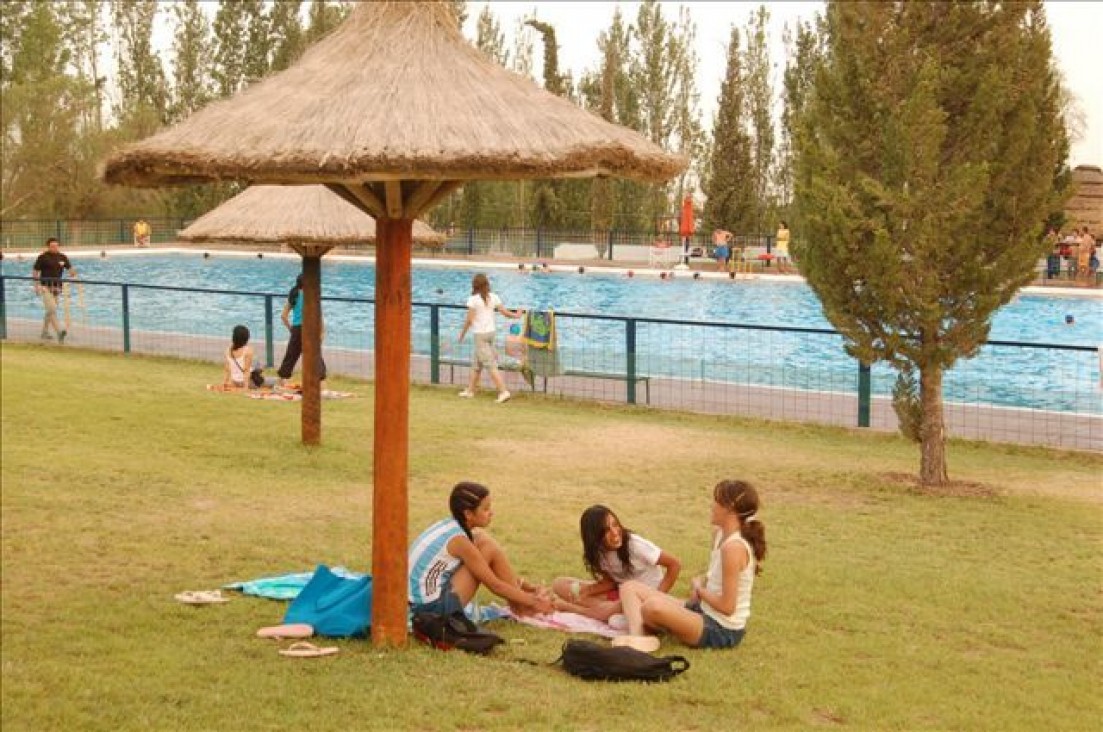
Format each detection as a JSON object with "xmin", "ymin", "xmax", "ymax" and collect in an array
[{"xmin": 918, "ymin": 364, "xmax": 948, "ymax": 486}]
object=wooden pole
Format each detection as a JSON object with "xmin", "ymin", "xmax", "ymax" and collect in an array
[
  {"xmin": 300, "ymin": 254, "xmax": 322, "ymax": 446},
  {"xmin": 371, "ymin": 217, "xmax": 413, "ymax": 646}
]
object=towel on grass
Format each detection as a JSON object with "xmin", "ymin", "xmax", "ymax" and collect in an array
[
  {"xmin": 225, "ymin": 567, "xmax": 364, "ymax": 600},
  {"xmin": 501, "ymin": 608, "xmax": 624, "ymax": 638}
]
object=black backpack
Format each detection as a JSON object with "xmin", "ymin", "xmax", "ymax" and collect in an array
[
  {"xmin": 557, "ymin": 639, "xmax": 690, "ymax": 682},
  {"xmin": 411, "ymin": 611, "xmax": 505, "ymax": 656}
]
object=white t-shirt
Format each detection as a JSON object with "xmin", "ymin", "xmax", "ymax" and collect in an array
[
  {"xmin": 466, "ymin": 293, "xmax": 502, "ymax": 334},
  {"xmin": 600, "ymin": 534, "xmax": 664, "ymax": 588}
]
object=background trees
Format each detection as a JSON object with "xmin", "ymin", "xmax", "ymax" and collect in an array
[{"xmin": 790, "ymin": 1, "xmax": 1070, "ymax": 485}]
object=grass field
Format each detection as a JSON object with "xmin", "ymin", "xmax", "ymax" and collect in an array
[{"xmin": 1, "ymin": 344, "xmax": 1100, "ymax": 731}]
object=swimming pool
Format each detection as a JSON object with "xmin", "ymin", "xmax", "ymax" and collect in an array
[{"xmin": 3, "ymin": 251, "xmax": 1100, "ymax": 414}]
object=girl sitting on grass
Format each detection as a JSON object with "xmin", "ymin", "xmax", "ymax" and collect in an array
[
  {"xmin": 550, "ymin": 505, "xmax": 681, "ymax": 622},
  {"xmin": 210, "ymin": 325, "xmax": 255, "ymax": 391},
  {"xmin": 614, "ymin": 480, "xmax": 766, "ymax": 653},
  {"xmin": 409, "ymin": 482, "xmax": 555, "ymax": 618}
]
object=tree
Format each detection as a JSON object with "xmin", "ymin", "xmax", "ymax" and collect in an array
[
  {"xmin": 111, "ymin": 0, "xmax": 169, "ymax": 132},
  {"xmin": 778, "ymin": 19, "xmax": 823, "ymax": 211},
  {"xmin": 702, "ymin": 26, "xmax": 755, "ymax": 234},
  {"xmin": 169, "ymin": 0, "xmax": 212, "ymax": 122},
  {"xmin": 269, "ymin": 0, "xmax": 305, "ymax": 73},
  {"xmin": 211, "ymin": 0, "xmax": 247, "ymax": 98},
  {"xmin": 741, "ymin": 6, "xmax": 774, "ymax": 235},
  {"xmin": 669, "ymin": 6, "xmax": 706, "ymax": 207},
  {"xmin": 241, "ymin": 0, "xmax": 272, "ymax": 85},
  {"xmin": 791, "ymin": 1, "xmax": 1069, "ymax": 486},
  {"xmin": 304, "ymin": 0, "xmax": 351, "ymax": 47}
]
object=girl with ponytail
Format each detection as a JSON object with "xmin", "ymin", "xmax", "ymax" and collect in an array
[
  {"xmin": 408, "ymin": 482, "xmax": 554, "ymax": 618},
  {"xmin": 615, "ymin": 479, "xmax": 766, "ymax": 653}
]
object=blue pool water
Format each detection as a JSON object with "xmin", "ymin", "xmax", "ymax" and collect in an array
[{"xmin": 4, "ymin": 252, "xmax": 1100, "ymax": 413}]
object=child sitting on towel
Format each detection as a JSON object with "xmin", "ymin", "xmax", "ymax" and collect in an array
[{"xmin": 550, "ymin": 505, "xmax": 681, "ymax": 622}]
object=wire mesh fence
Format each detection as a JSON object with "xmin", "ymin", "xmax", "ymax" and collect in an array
[{"xmin": 2, "ymin": 274, "xmax": 1099, "ymax": 451}]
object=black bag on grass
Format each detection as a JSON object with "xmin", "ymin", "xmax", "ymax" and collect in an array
[
  {"xmin": 411, "ymin": 611, "xmax": 505, "ymax": 655},
  {"xmin": 557, "ymin": 639, "xmax": 690, "ymax": 682}
]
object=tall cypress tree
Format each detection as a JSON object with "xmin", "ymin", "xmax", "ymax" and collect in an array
[
  {"xmin": 269, "ymin": 0, "xmax": 305, "ymax": 73},
  {"xmin": 792, "ymin": 1, "xmax": 1070, "ymax": 486},
  {"xmin": 211, "ymin": 0, "xmax": 247, "ymax": 98},
  {"xmin": 702, "ymin": 26, "xmax": 754, "ymax": 234}
]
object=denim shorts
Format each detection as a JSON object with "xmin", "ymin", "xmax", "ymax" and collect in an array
[
  {"xmin": 687, "ymin": 600, "xmax": 745, "ymax": 649},
  {"xmin": 411, "ymin": 575, "xmax": 464, "ymax": 617}
]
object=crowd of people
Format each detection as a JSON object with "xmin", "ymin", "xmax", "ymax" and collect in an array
[{"xmin": 1046, "ymin": 226, "xmax": 1098, "ymax": 283}]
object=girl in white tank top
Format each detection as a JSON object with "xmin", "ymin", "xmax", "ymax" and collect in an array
[{"xmin": 614, "ymin": 480, "xmax": 766, "ymax": 652}]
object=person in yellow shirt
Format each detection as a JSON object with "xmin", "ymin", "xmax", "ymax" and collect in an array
[
  {"xmin": 133, "ymin": 219, "xmax": 151, "ymax": 247},
  {"xmin": 774, "ymin": 221, "xmax": 791, "ymax": 272}
]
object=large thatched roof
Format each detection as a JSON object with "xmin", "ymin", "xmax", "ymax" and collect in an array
[
  {"xmin": 1066, "ymin": 165, "xmax": 1103, "ymax": 233},
  {"xmin": 102, "ymin": 2, "xmax": 685, "ymax": 189},
  {"xmin": 178, "ymin": 185, "xmax": 444, "ymax": 246}
]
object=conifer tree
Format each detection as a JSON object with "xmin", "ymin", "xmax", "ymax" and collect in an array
[
  {"xmin": 269, "ymin": 0, "xmax": 305, "ymax": 73},
  {"xmin": 702, "ymin": 26, "xmax": 754, "ymax": 234},
  {"xmin": 741, "ymin": 6, "xmax": 774, "ymax": 235},
  {"xmin": 792, "ymin": 1, "xmax": 1069, "ymax": 486},
  {"xmin": 211, "ymin": 0, "xmax": 247, "ymax": 98},
  {"xmin": 112, "ymin": 0, "xmax": 168, "ymax": 132},
  {"xmin": 241, "ymin": 0, "xmax": 272, "ymax": 85}
]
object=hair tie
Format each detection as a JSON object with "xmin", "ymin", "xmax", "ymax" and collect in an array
[{"xmin": 742, "ymin": 513, "xmax": 759, "ymax": 524}]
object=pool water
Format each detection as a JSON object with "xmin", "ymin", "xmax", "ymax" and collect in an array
[{"xmin": 4, "ymin": 252, "xmax": 1101, "ymax": 414}]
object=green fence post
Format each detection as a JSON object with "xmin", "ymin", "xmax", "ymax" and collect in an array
[
  {"xmin": 430, "ymin": 305, "xmax": 440, "ymax": 384},
  {"xmin": 626, "ymin": 318, "xmax": 637, "ymax": 405},
  {"xmin": 858, "ymin": 362, "xmax": 871, "ymax": 427},
  {"xmin": 121, "ymin": 284, "xmax": 131, "ymax": 353},
  {"xmin": 0, "ymin": 275, "xmax": 7, "ymax": 340},
  {"xmin": 265, "ymin": 294, "xmax": 275, "ymax": 367}
]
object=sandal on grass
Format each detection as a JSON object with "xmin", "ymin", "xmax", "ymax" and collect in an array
[
  {"xmin": 278, "ymin": 641, "xmax": 339, "ymax": 658},
  {"xmin": 174, "ymin": 590, "xmax": 230, "ymax": 605},
  {"xmin": 256, "ymin": 623, "xmax": 314, "ymax": 639}
]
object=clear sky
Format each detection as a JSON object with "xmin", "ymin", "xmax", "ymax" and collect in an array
[{"xmin": 466, "ymin": 1, "xmax": 1102, "ymax": 169}]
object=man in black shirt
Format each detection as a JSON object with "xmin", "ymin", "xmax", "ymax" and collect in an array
[{"xmin": 32, "ymin": 237, "xmax": 78, "ymax": 343}]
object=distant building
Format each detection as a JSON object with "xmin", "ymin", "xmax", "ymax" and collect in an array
[{"xmin": 1066, "ymin": 165, "xmax": 1103, "ymax": 232}]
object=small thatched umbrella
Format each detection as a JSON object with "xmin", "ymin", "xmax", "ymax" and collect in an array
[
  {"xmin": 180, "ymin": 184, "xmax": 444, "ymax": 446},
  {"xmin": 103, "ymin": 1, "xmax": 685, "ymax": 646}
]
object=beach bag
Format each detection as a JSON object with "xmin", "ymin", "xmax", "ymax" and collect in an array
[
  {"xmin": 557, "ymin": 639, "xmax": 690, "ymax": 682},
  {"xmin": 411, "ymin": 610, "xmax": 505, "ymax": 655},
  {"xmin": 282, "ymin": 564, "xmax": 372, "ymax": 638},
  {"xmin": 250, "ymin": 366, "xmax": 265, "ymax": 388}
]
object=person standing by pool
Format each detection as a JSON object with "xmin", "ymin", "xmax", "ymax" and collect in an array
[
  {"xmin": 277, "ymin": 275, "xmax": 327, "ymax": 390},
  {"xmin": 712, "ymin": 229, "xmax": 732, "ymax": 272},
  {"xmin": 457, "ymin": 273, "xmax": 523, "ymax": 403},
  {"xmin": 775, "ymin": 221, "xmax": 791, "ymax": 272},
  {"xmin": 132, "ymin": 219, "xmax": 151, "ymax": 248},
  {"xmin": 32, "ymin": 237, "xmax": 77, "ymax": 343}
]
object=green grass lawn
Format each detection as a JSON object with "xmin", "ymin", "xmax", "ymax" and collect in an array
[{"xmin": 2, "ymin": 344, "xmax": 1100, "ymax": 731}]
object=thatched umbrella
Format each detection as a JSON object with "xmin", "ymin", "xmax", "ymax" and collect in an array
[
  {"xmin": 103, "ymin": 1, "xmax": 685, "ymax": 647},
  {"xmin": 179, "ymin": 184, "xmax": 444, "ymax": 446}
]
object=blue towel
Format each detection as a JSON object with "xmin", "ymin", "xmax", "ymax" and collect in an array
[{"xmin": 224, "ymin": 566, "xmax": 364, "ymax": 600}]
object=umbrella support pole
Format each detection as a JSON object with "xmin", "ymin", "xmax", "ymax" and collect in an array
[
  {"xmin": 371, "ymin": 218, "xmax": 413, "ymax": 647},
  {"xmin": 300, "ymin": 254, "xmax": 323, "ymax": 446}
]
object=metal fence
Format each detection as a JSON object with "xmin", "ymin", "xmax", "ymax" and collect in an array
[{"xmin": 1, "ymin": 274, "xmax": 1099, "ymax": 451}]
